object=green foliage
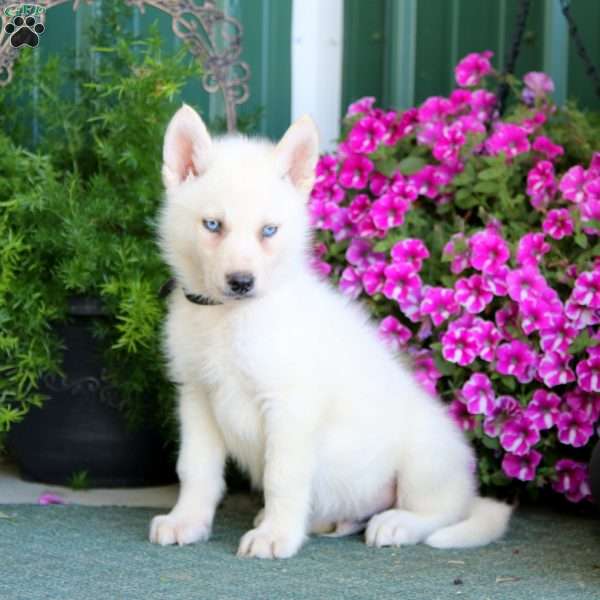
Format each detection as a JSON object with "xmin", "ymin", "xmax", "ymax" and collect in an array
[
  {"xmin": 68, "ymin": 469, "xmax": 91, "ymax": 490},
  {"xmin": 0, "ymin": 7, "xmax": 202, "ymax": 440}
]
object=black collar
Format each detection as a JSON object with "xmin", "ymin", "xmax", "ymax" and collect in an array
[{"xmin": 158, "ymin": 278, "xmax": 223, "ymax": 306}]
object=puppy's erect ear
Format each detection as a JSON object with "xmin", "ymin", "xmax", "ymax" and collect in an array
[
  {"xmin": 274, "ymin": 115, "xmax": 319, "ymax": 194},
  {"xmin": 162, "ymin": 104, "xmax": 212, "ymax": 189}
]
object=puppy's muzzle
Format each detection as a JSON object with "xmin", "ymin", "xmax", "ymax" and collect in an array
[{"xmin": 226, "ymin": 271, "xmax": 255, "ymax": 297}]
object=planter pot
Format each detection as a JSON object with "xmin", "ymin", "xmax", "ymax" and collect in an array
[{"xmin": 7, "ymin": 296, "xmax": 176, "ymax": 488}]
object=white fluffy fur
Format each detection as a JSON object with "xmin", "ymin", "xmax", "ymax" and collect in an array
[{"xmin": 149, "ymin": 106, "xmax": 512, "ymax": 558}]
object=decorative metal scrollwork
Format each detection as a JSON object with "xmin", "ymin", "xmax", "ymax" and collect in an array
[
  {"xmin": 0, "ymin": 0, "xmax": 249, "ymax": 131},
  {"xmin": 42, "ymin": 370, "xmax": 121, "ymax": 409}
]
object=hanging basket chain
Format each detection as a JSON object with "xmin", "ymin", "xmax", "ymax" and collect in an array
[
  {"xmin": 496, "ymin": 0, "xmax": 531, "ymax": 117},
  {"xmin": 558, "ymin": 0, "xmax": 600, "ymax": 101}
]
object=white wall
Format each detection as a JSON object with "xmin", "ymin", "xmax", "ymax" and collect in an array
[{"xmin": 291, "ymin": 0, "xmax": 343, "ymax": 151}]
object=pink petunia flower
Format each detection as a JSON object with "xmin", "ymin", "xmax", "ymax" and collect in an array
[
  {"xmin": 559, "ymin": 165, "xmax": 587, "ymax": 204},
  {"xmin": 482, "ymin": 265, "xmax": 510, "ymax": 297},
  {"xmin": 495, "ymin": 340, "xmax": 538, "ymax": 383},
  {"xmin": 339, "ymin": 266, "xmax": 363, "ymax": 299},
  {"xmin": 419, "ymin": 287, "xmax": 460, "ymax": 326},
  {"xmin": 519, "ymin": 297, "xmax": 559, "ymax": 335},
  {"xmin": 361, "ymin": 261, "xmax": 387, "ymax": 296},
  {"xmin": 378, "ymin": 316, "xmax": 411, "ymax": 352},
  {"xmin": 516, "ymin": 233, "xmax": 551, "ymax": 268},
  {"xmin": 538, "ymin": 352, "xmax": 576, "ymax": 388},
  {"xmin": 347, "ymin": 116, "xmax": 387, "ymax": 154},
  {"xmin": 500, "ymin": 413, "xmax": 540, "ymax": 456},
  {"xmin": 506, "ymin": 266, "xmax": 548, "ymax": 303},
  {"xmin": 462, "ymin": 373, "xmax": 496, "ymax": 415},
  {"xmin": 572, "ymin": 271, "xmax": 600, "ymax": 309},
  {"xmin": 565, "ymin": 299, "xmax": 600, "ymax": 330},
  {"xmin": 532, "ymin": 135, "xmax": 564, "ymax": 161},
  {"xmin": 565, "ymin": 388, "xmax": 600, "ymax": 422},
  {"xmin": 483, "ymin": 395, "xmax": 520, "ymax": 438},
  {"xmin": 39, "ymin": 492, "xmax": 66, "ymax": 505},
  {"xmin": 502, "ymin": 449, "xmax": 542, "ymax": 482},
  {"xmin": 495, "ymin": 301, "xmax": 520, "ymax": 339},
  {"xmin": 413, "ymin": 350, "xmax": 442, "ymax": 396},
  {"xmin": 526, "ymin": 160, "xmax": 557, "ymax": 209},
  {"xmin": 382, "ymin": 263, "xmax": 422, "ymax": 302},
  {"xmin": 347, "ymin": 194, "xmax": 372, "ymax": 225},
  {"xmin": 441, "ymin": 328, "xmax": 479, "ymax": 366},
  {"xmin": 556, "ymin": 410, "xmax": 594, "ymax": 447},
  {"xmin": 523, "ymin": 71, "xmax": 554, "ymax": 98},
  {"xmin": 553, "ymin": 459, "xmax": 591, "ymax": 502},
  {"xmin": 417, "ymin": 96, "xmax": 453, "ymax": 123},
  {"xmin": 338, "ymin": 154, "xmax": 374, "ymax": 189},
  {"xmin": 542, "ymin": 208, "xmax": 574, "ymax": 240},
  {"xmin": 390, "ymin": 239, "xmax": 430, "ymax": 271},
  {"xmin": 454, "ymin": 51, "xmax": 493, "ymax": 87},
  {"xmin": 314, "ymin": 154, "xmax": 338, "ymax": 187},
  {"xmin": 454, "ymin": 275, "xmax": 494, "ymax": 314},
  {"xmin": 524, "ymin": 389, "xmax": 561, "ymax": 430},
  {"xmin": 470, "ymin": 89, "xmax": 497, "ymax": 122},
  {"xmin": 472, "ymin": 319, "xmax": 503, "ymax": 361},
  {"xmin": 371, "ymin": 193, "xmax": 410, "ymax": 232},
  {"xmin": 346, "ymin": 96, "xmax": 376, "ymax": 117},
  {"xmin": 486, "ymin": 123, "xmax": 530, "ymax": 159},
  {"xmin": 576, "ymin": 356, "xmax": 600, "ymax": 393},
  {"xmin": 448, "ymin": 396, "xmax": 477, "ymax": 431},
  {"xmin": 469, "ymin": 230, "xmax": 510, "ymax": 274},
  {"xmin": 432, "ymin": 123, "xmax": 466, "ymax": 164},
  {"xmin": 398, "ymin": 285, "xmax": 425, "ymax": 323},
  {"xmin": 443, "ymin": 232, "xmax": 471, "ymax": 275}
]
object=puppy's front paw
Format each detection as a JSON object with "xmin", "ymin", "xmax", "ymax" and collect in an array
[
  {"xmin": 149, "ymin": 513, "xmax": 211, "ymax": 546},
  {"xmin": 237, "ymin": 525, "xmax": 304, "ymax": 559}
]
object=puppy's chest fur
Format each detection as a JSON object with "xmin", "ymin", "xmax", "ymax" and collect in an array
[{"xmin": 172, "ymin": 303, "xmax": 270, "ymax": 484}]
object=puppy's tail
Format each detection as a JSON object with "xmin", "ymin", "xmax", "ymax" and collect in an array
[{"xmin": 425, "ymin": 497, "xmax": 513, "ymax": 549}]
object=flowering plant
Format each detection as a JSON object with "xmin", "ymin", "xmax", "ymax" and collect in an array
[{"xmin": 310, "ymin": 51, "xmax": 600, "ymax": 503}]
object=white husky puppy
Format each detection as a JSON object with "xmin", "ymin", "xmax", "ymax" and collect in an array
[{"xmin": 149, "ymin": 105, "xmax": 512, "ymax": 558}]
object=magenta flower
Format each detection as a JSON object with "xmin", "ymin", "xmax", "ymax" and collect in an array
[
  {"xmin": 565, "ymin": 389, "xmax": 600, "ymax": 421},
  {"xmin": 495, "ymin": 301, "xmax": 520, "ymax": 339},
  {"xmin": 542, "ymin": 208, "xmax": 574, "ymax": 240},
  {"xmin": 553, "ymin": 459, "xmax": 591, "ymax": 503},
  {"xmin": 572, "ymin": 271, "xmax": 600, "ymax": 309},
  {"xmin": 565, "ymin": 299, "xmax": 600, "ymax": 329},
  {"xmin": 525, "ymin": 389, "xmax": 561, "ymax": 430},
  {"xmin": 516, "ymin": 233, "xmax": 551, "ymax": 268},
  {"xmin": 581, "ymin": 197, "xmax": 600, "ymax": 234},
  {"xmin": 371, "ymin": 193, "xmax": 410, "ymax": 231},
  {"xmin": 314, "ymin": 154, "xmax": 338, "ymax": 187},
  {"xmin": 347, "ymin": 116, "xmax": 387, "ymax": 154},
  {"xmin": 500, "ymin": 413, "xmax": 540, "ymax": 456},
  {"xmin": 483, "ymin": 395, "xmax": 520, "ymax": 438},
  {"xmin": 576, "ymin": 356, "xmax": 600, "ymax": 392},
  {"xmin": 420, "ymin": 287, "xmax": 460, "ymax": 326},
  {"xmin": 472, "ymin": 319, "xmax": 503, "ymax": 361},
  {"xmin": 470, "ymin": 89, "xmax": 496, "ymax": 121},
  {"xmin": 559, "ymin": 165, "xmax": 587, "ymax": 203},
  {"xmin": 432, "ymin": 123, "xmax": 466, "ymax": 164},
  {"xmin": 495, "ymin": 340, "xmax": 538, "ymax": 383},
  {"xmin": 557, "ymin": 410, "xmax": 594, "ymax": 448},
  {"xmin": 413, "ymin": 350, "xmax": 442, "ymax": 396},
  {"xmin": 526, "ymin": 160, "xmax": 556, "ymax": 209},
  {"xmin": 417, "ymin": 96, "xmax": 453, "ymax": 123},
  {"xmin": 454, "ymin": 51, "xmax": 493, "ymax": 87},
  {"xmin": 502, "ymin": 450, "xmax": 542, "ymax": 482},
  {"xmin": 391, "ymin": 239, "xmax": 430, "ymax": 271},
  {"xmin": 339, "ymin": 266, "xmax": 362, "ymax": 299},
  {"xmin": 441, "ymin": 328, "xmax": 479, "ymax": 366},
  {"xmin": 506, "ymin": 266, "xmax": 548, "ymax": 303},
  {"xmin": 523, "ymin": 71, "xmax": 554, "ymax": 98},
  {"xmin": 443, "ymin": 232, "xmax": 470, "ymax": 275},
  {"xmin": 409, "ymin": 165, "xmax": 447, "ymax": 199},
  {"xmin": 39, "ymin": 492, "xmax": 66, "ymax": 505},
  {"xmin": 462, "ymin": 373, "xmax": 495, "ymax": 415},
  {"xmin": 539, "ymin": 316, "xmax": 577, "ymax": 355},
  {"xmin": 362, "ymin": 261, "xmax": 387, "ymax": 296},
  {"xmin": 382, "ymin": 263, "xmax": 422, "ymax": 302},
  {"xmin": 338, "ymin": 154, "xmax": 374, "ymax": 189},
  {"xmin": 538, "ymin": 352, "xmax": 576, "ymax": 388},
  {"xmin": 448, "ymin": 396, "xmax": 477, "ymax": 431},
  {"xmin": 378, "ymin": 316, "xmax": 411, "ymax": 352},
  {"xmin": 346, "ymin": 96, "xmax": 376, "ymax": 117},
  {"xmin": 519, "ymin": 298, "xmax": 558, "ymax": 335},
  {"xmin": 398, "ymin": 285, "xmax": 425, "ymax": 323},
  {"xmin": 482, "ymin": 265, "xmax": 510, "ymax": 297},
  {"xmin": 532, "ymin": 135, "xmax": 564, "ymax": 160},
  {"xmin": 469, "ymin": 230, "xmax": 510, "ymax": 273},
  {"xmin": 486, "ymin": 123, "xmax": 530, "ymax": 159},
  {"xmin": 454, "ymin": 275, "xmax": 494, "ymax": 314},
  {"xmin": 347, "ymin": 194, "xmax": 371, "ymax": 225}
]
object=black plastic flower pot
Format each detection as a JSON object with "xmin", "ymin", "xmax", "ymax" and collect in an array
[
  {"xmin": 7, "ymin": 296, "xmax": 176, "ymax": 488},
  {"xmin": 591, "ymin": 440, "xmax": 600, "ymax": 509}
]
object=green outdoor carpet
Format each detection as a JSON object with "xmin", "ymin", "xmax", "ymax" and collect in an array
[{"xmin": 1, "ymin": 495, "xmax": 599, "ymax": 600}]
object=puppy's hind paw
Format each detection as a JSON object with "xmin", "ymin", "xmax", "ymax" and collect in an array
[{"xmin": 149, "ymin": 513, "xmax": 211, "ymax": 546}]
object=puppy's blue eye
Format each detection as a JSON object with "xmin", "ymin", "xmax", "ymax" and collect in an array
[
  {"xmin": 262, "ymin": 225, "xmax": 278, "ymax": 238},
  {"xmin": 203, "ymin": 219, "xmax": 221, "ymax": 233}
]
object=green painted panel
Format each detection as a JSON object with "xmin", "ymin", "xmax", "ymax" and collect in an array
[
  {"xmin": 566, "ymin": 0, "xmax": 600, "ymax": 110},
  {"xmin": 342, "ymin": 0, "xmax": 386, "ymax": 111}
]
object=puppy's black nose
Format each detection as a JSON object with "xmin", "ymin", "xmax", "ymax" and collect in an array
[{"xmin": 226, "ymin": 272, "xmax": 255, "ymax": 296}]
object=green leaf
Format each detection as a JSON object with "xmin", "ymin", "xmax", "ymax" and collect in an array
[
  {"xmin": 574, "ymin": 232, "xmax": 588, "ymax": 249},
  {"xmin": 473, "ymin": 181, "xmax": 499, "ymax": 195},
  {"xmin": 397, "ymin": 156, "xmax": 426, "ymax": 176},
  {"xmin": 477, "ymin": 166, "xmax": 505, "ymax": 181}
]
